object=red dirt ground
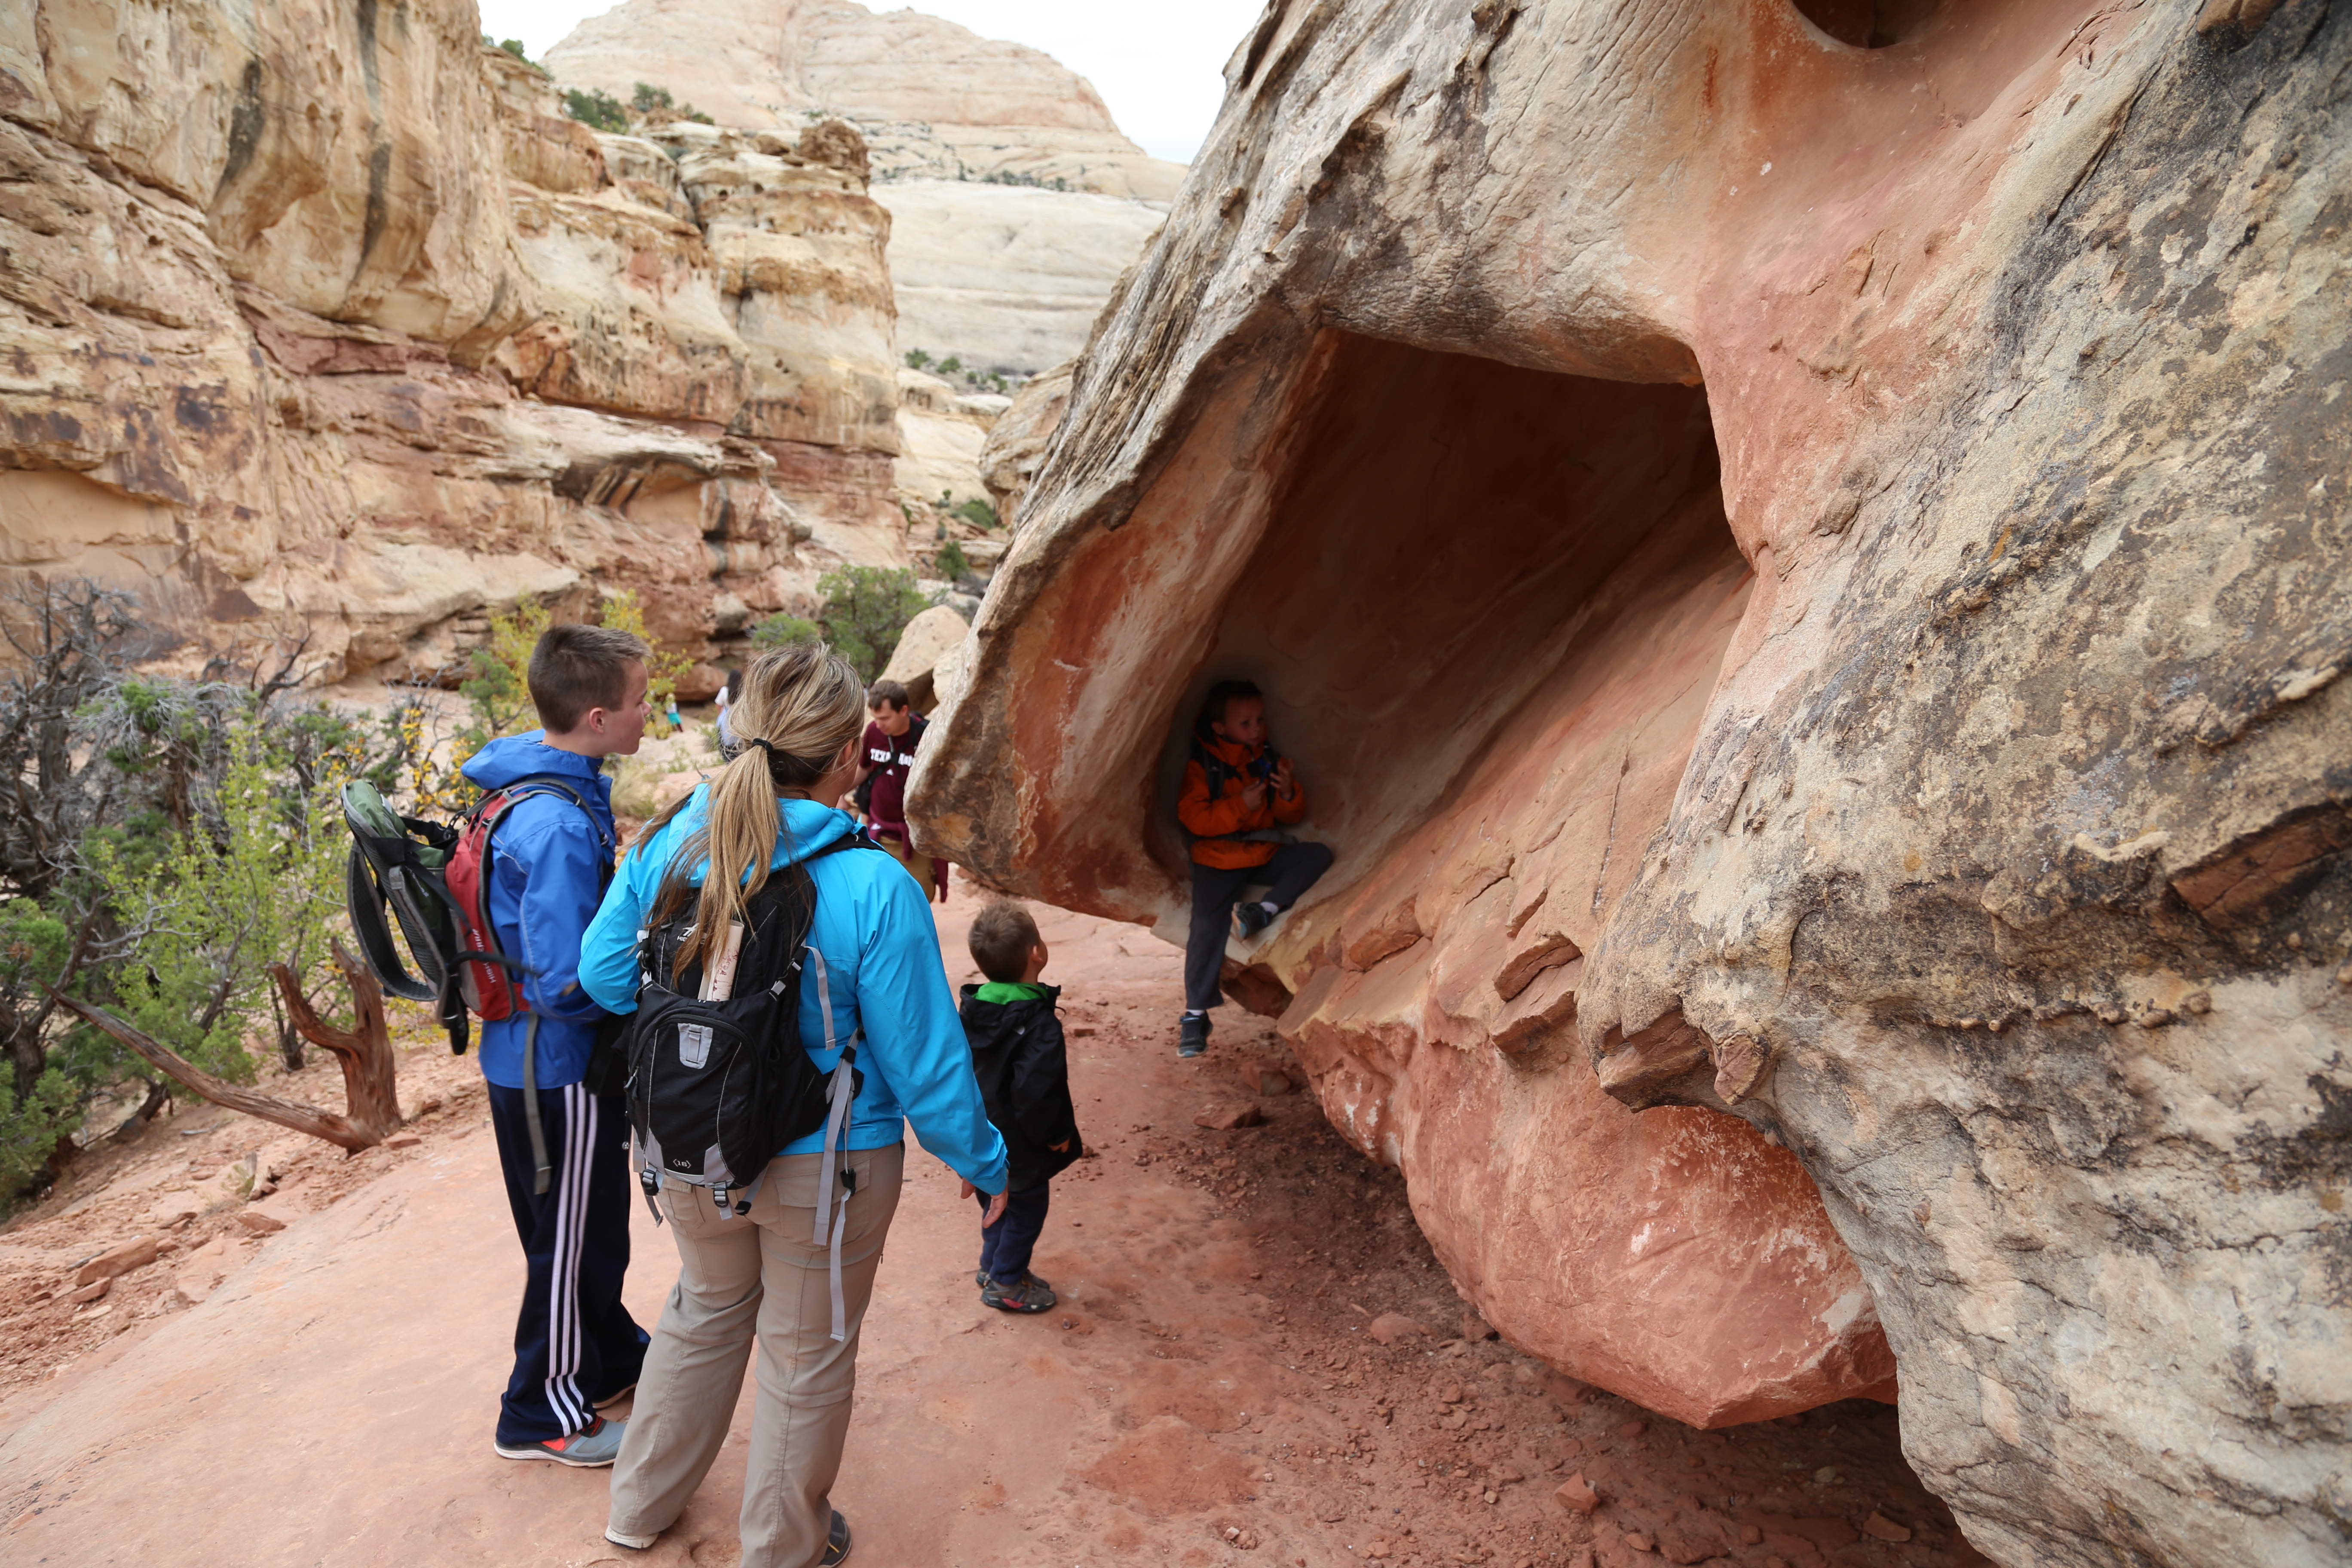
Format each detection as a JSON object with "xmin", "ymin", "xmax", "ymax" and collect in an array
[{"xmin": 0, "ymin": 883, "xmax": 1990, "ymax": 1568}]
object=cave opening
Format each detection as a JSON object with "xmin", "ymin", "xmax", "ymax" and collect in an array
[
  {"xmin": 1788, "ymin": 0, "xmax": 1943, "ymax": 48},
  {"xmin": 1160, "ymin": 331, "xmax": 1743, "ymax": 906}
]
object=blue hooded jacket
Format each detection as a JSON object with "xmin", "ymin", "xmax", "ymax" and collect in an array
[
  {"xmin": 458, "ymin": 734, "xmax": 617, "ymax": 1090},
  {"xmin": 581, "ymin": 792, "xmax": 1008, "ymax": 1193}
]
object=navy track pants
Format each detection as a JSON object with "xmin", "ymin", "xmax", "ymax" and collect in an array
[
  {"xmin": 486, "ymin": 1081, "xmax": 649, "ymax": 1442},
  {"xmin": 976, "ymin": 1182, "xmax": 1053, "ymax": 1284}
]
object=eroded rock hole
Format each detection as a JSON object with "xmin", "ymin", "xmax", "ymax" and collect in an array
[
  {"xmin": 1164, "ymin": 331, "xmax": 1737, "ymax": 897},
  {"xmin": 1789, "ymin": 0, "xmax": 1942, "ymax": 47}
]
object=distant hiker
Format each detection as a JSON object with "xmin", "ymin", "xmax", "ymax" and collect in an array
[
  {"xmin": 462, "ymin": 623, "xmax": 653, "ymax": 1467},
  {"xmin": 854, "ymin": 677, "xmax": 948, "ymax": 903},
  {"xmin": 581, "ymin": 643, "xmax": 1009, "ymax": 1568},
  {"xmin": 714, "ymin": 667, "xmax": 741, "ymax": 750},
  {"xmin": 960, "ymin": 900, "xmax": 1083, "ymax": 1315},
  {"xmin": 1174, "ymin": 680, "xmax": 1333, "ymax": 1060}
]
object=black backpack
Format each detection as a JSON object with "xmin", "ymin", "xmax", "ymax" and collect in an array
[{"xmin": 625, "ymin": 833, "xmax": 879, "ymax": 1221}]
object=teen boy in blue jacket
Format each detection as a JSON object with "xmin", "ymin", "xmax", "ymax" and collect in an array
[{"xmin": 460, "ymin": 624, "xmax": 653, "ymax": 1467}]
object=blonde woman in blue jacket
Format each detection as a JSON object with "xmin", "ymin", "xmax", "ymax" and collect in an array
[{"xmin": 580, "ymin": 643, "xmax": 1009, "ymax": 1568}]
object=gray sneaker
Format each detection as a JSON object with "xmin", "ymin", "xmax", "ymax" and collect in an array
[
  {"xmin": 496, "ymin": 1415, "xmax": 625, "ymax": 1467},
  {"xmin": 975, "ymin": 1268, "xmax": 1051, "ymax": 1289}
]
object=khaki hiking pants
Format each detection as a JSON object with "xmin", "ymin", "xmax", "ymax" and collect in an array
[{"xmin": 609, "ymin": 1142, "xmax": 905, "ymax": 1568}]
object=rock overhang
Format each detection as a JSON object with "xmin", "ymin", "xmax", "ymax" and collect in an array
[{"xmin": 914, "ymin": 1, "xmax": 2351, "ymax": 1562}]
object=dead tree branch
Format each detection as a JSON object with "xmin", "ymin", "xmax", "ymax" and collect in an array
[{"xmin": 49, "ymin": 940, "xmax": 402, "ymax": 1152}]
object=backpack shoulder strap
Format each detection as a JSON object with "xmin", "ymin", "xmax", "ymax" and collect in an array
[
  {"xmin": 475, "ymin": 774, "xmax": 616, "ymax": 864},
  {"xmin": 1189, "ymin": 738, "xmax": 1231, "ymax": 805}
]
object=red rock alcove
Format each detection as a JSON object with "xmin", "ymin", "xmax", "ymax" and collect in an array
[
  {"xmin": 1158, "ymin": 332, "xmax": 1739, "ymax": 889},
  {"xmin": 1145, "ymin": 332, "xmax": 1896, "ymax": 1424}
]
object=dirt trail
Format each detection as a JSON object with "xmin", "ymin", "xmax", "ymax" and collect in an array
[{"xmin": 0, "ymin": 885, "xmax": 1987, "ymax": 1568}]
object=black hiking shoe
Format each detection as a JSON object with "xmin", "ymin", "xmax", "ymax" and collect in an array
[
  {"xmin": 823, "ymin": 1509, "xmax": 853, "ymax": 1566},
  {"xmin": 982, "ymin": 1272, "xmax": 1059, "ymax": 1313},
  {"xmin": 1233, "ymin": 900, "xmax": 1274, "ymax": 939},
  {"xmin": 1178, "ymin": 1012, "xmax": 1212, "ymax": 1058}
]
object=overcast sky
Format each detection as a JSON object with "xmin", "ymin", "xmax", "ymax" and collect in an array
[{"xmin": 475, "ymin": 0, "xmax": 1266, "ymax": 163}]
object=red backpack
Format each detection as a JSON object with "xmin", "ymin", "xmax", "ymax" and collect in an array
[{"xmin": 442, "ymin": 777, "xmax": 611, "ymax": 1025}]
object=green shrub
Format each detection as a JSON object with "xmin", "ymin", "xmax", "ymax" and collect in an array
[
  {"xmin": 937, "ymin": 356, "xmax": 963, "ymax": 376},
  {"xmin": 751, "ymin": 613, "xmax": 821, "ymax": 650},
  {"xmin": 494, "ymin": 38, "xmax": 534, "ymax": 65},
  {"xmin": 815, "ymin": 566, "xmax": 927, "ymax": 683},
  {"xmin": 86, "ymin": 732, "xmax": 343, "ymax": 1088},
  {"xmin": 628, "ymin": 83, "xmax": 713, "ymax": 124},
  {"xmin": 903, "ymin": 348, "xmax": 933, "ymax": 370},
  {"xmin": 954, "ymin": 497, "xmax": 998, "ymax": 531},
  {"xmin": 564, "ymin": 87, "xmax": 628, "ymax": 133},
  {"xmin": 935, "ymin": 540, "xmax": 971, "ymax": 580},
  {"xmin": 0, "ymin": 579, "xmax": 406, "ymax": 1199}
]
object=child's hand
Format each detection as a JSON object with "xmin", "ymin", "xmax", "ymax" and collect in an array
[
  {"xmin": 1049, "ymin": 1139, "xmax": 1071, "ymax": 1152},
  {"xmin": 1240, "ymin": 775, "xmax": 1268, "ymax": 812},
  {"xmin": 1272, "ymin": 757, "xmax": 1295, "ymax": 797}
]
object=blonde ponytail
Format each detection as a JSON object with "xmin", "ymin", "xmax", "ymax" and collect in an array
[{"xmin": 641, "ymin": 643, "xmax": 867, "ymax": 981}]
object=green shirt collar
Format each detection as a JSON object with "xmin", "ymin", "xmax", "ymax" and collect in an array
[{"xmin": 974, "ymin": 980, "xmax": 1050, "ymax": 1003}]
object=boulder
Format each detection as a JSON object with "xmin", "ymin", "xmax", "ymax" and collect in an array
[
  {"xmin": 73, "ymin": 1236, "xmax": 163, "ymax": 1287},
  {"xmin": 976, "ymin": 361, "xmax": 1074, "ymax": 535},
  {"xmin": 910, "ymin": 3, "xmax": 2352, "ymax": 1563},
  {"xmin": 879, "ymin": 604, "xmax": 971, "ymax": 711}
]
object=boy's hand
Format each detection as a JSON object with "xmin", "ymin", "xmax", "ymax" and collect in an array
[
  {"xmin": 1049, "ymin": 1139, "xmax": 1071, "ymax": 1152},
  {"xmin": 960, "ymin": 1178, "xmax": 1010, "ymax": 1227},
  {"xmin": 1240, "ymin": 776, "xmax": 1268, "ymax": 812},
  {"xmin": 1272, "ymin": 757, "xmax": 1296, "ymax": 798}
]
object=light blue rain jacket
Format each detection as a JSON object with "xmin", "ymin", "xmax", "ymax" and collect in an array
[{"xmin": 580, "ymin": 793, "xmax": 1008, "ymax": 1193}]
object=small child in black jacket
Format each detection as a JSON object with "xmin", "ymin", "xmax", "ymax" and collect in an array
[{"xmin": 960, "ymin": 899, "xmax": 1082, "ymax": 1313}]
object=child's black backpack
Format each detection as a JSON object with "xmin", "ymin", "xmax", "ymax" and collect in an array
[{"xmin": 625, "ymin": 834, "xmax": 879, "ymax": 1223}]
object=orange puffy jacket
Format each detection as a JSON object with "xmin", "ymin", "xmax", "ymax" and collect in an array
[{"xmin": 1178, "ymin": 735, "xmax": 1307, "ymax": 870}]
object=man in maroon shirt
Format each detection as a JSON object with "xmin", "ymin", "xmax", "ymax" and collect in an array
[{"xmin": 854, "ymin": 679, "xmax": 948, "ymax": 901}]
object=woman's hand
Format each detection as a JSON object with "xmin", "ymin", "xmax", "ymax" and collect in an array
[{"xmin": 960, "ymin": 1177, "xmax": 1010, "ymax": 1227}]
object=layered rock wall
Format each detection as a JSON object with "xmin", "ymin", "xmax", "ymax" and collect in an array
[
  {"xmin": 913, "ymin": 2, "xmax": 2352, "ymax": 1563},
  {"xmin": 543, "ymin": 0, "xmax": 1188, "ymax": 199},
  {"xmin": 871, "ymin": 181, "xmax": 1165, "ymax": 374},
  {"xmin": 1, "ymin": 0, "xmax": 906, "ymax": 683}
]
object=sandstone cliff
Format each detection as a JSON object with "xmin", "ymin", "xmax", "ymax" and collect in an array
[
  {"xmin": 543, "ymin": 0, "xmax": 1187, "ymax": 199},
  {"xmin": 911, "ymin": 3, "xmax": 2352, "ymax": 1565},
  {"xmin": 1, "ymin": 1, "xmax": 906, "ymax": 686},
  {"xmin": 871, "ymin": 182, "xmax": 1165, "ymax": 374}
]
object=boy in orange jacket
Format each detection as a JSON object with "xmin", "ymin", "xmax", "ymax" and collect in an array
[{"xmin": 1173, "ymin": 680, "xmax": 1334, "ymax": 1058}]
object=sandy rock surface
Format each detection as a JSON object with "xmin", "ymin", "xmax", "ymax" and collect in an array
[
  {"xmin": 0, "ymin": 888, "xmax": 1984, "ymax": 1568},
  {"xmin": 876, "ymin": 180, "xmax": 1167, "ymax": 373},
  {"xmin": 911, "ymin": 3, "xmax": 2352, "ymax": 1563},
  {"xmin": 543, "ymin": 0, "xmax": 1185, "ymax": 198},
  {"xmin": 0, "ymin": 1, "xmax": 903, "ymax": 680}
]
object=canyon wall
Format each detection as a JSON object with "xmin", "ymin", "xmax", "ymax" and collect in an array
[
  {"xmin": 1, "ymin": 0, "xmax": 907, "ymax": 686},
  {"xmin": 542, "ymin": 0, "xmax": 1188, "ymax": 200},
  {"xmin": 911, "ymin": 2, "xmax": 2352, "ymax": 1565},
  {"xmin": 873, "ymin": 181, "xmax": 1165, "ymax": 374}
]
